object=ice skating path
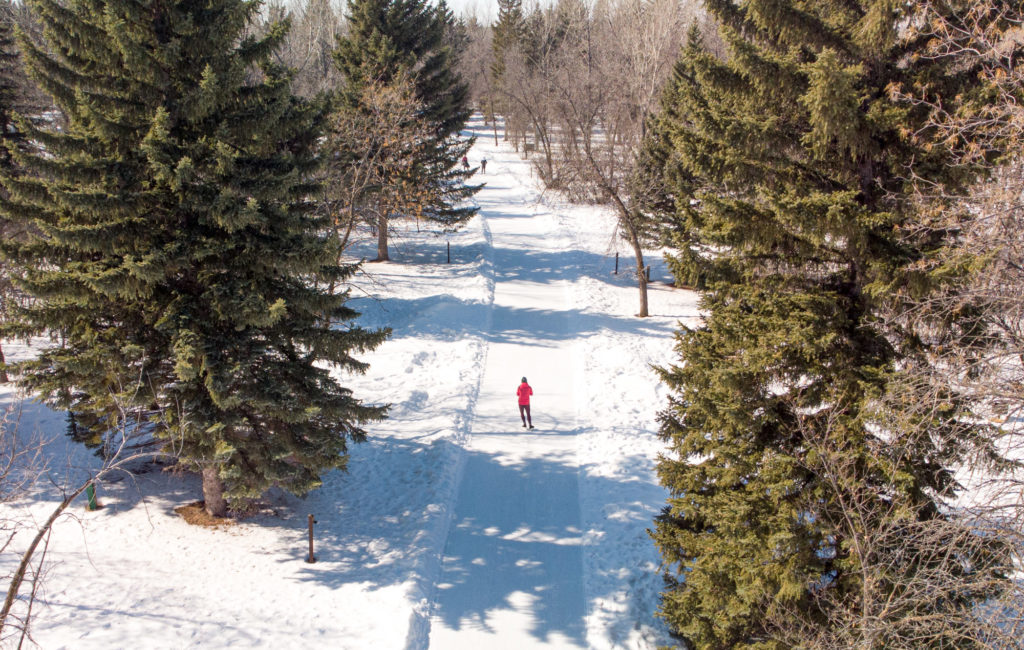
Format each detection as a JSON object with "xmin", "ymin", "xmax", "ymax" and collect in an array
[{"xmin": 427, "ymin": 127, "xmax": 588, "ymax": 648}]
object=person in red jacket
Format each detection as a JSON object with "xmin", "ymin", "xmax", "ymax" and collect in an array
[{"xmin": 516, "ymin": 377, "xmax": 534, "ymax": 429}]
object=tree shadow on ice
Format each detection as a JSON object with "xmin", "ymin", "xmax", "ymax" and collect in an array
[
  {"xmin": 356, "ymin": 234, "xmax": 490, "ymax": 268},
  {"xmin": 486, "ymin": 303, "xmax": 673, "ymax": 344},
  {"xmin": 254, "ymin": 436, "xmax": 467, "ymax": 581},
  {"xmin": 351, "ymin": 292, "xmax": 486, "ymax": 335},
  {"xmin": 252, "ymin": 434, "xmax": 654, "ymax": 649},
  {"xmin": 352, "ymin": 294, "xmax": 675, "ymax": 342},
  {"xmin": 352, "ymin": 231, "xmax": 666, "ymax": 291},
  {"xmin": 471, "ymin": 416, "xmax": 584, "ymax": 438},
  {"xmin": 488, "ymin": 244, "xmax": 674, "ymax": 286},
  {"xmin": 428, "ymin": 446, "xmax": 589, "ymax": 646}
]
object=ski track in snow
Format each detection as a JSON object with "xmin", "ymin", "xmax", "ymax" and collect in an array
[{"xmin": 0, "ymin": 116, "xmax": 700, "ymax": 649}]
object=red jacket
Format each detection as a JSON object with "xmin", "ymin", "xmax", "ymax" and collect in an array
[{"xmin": 516, "ymin": 382, "xmax": 533, "ymax": 405}]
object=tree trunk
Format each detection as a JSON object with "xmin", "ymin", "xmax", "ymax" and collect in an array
[
  {"xmin": 337, "ymin": 205, "xmax": 358, "ymax": 256},
  {"xmin": 375, "ymin": 212, "xmax": 389, "ymax": 262},
  {"xmin": 0, "ymin": 340, "xmax": 7, "ymax": 383},
  {"xmin": 633, "ymin": 243, "xmax": 650, "ymax": 318},
  {"xmin": 329, "ymin": 206, "xmax": 360, "ymax": 297},
  {"xmin": 606, "ymin": 188, "xmax": 649, "ymax": 317},
  {"xmin": 202, "ymin": 466, "xmax": 227, "ymax": 518}
]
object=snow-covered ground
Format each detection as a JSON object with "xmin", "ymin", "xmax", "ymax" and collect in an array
[{"xmin": 0, "ymin": 115, "xmax": 700, "ymax": 649}]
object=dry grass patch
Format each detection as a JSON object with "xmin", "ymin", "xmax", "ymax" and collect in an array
[{"xmin": 174, "ymin": 501, "xmax": 234, "ymax": 528}]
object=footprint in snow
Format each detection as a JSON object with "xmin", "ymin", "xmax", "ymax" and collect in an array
[{"xmin": 405, "ymin": 350, "xmax": 434, "ymax": 372}]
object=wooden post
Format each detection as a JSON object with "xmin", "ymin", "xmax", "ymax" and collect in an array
[
  {"xmin": 614, "ymin": 252, "xmax": 619, "ymax": 275},
  {"xmin": 306, "ymin": 514, "xmax": 317, "ymax": 563},
  {"xmin": 447, "ymin": 241, "xmax": 451, "ymax": 264},
  {"xmin": 645, "ymin": 265, "xmax": 651, "ymax": 281}
]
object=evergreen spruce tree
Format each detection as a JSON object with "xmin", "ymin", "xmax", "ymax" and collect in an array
[
  {"xmin": 490, "ymin": 0, "xmax": 525, "ymax": 90},
  {"xmin": 634, "ymin": 25, "xmax": 704, "ymax": 291},
  {"xmin": 0, "ymin": 2, "xmax": 19, "ymax": 172},
  {"xmin": 334, "ymin": 0, "xmax": 477, "ymax": 261},
  {"xmin": 650, "ymin": 2, "xmax": 1013, "ymax": 647},
  {"xmin": 436, "ymin": 0, "xmax": 468, "ymax": 69},
  {"xmin": 0, "ymin": 2, "xmax": 22, "ymax": 382},
  {"xmin": 0, "ymin": 0, "xmax": 387, "ymax": 516}
]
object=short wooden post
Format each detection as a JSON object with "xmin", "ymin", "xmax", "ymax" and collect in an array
[
  {"xmin": 614, "ymin": 252, "xmax": 619, "ymax": 275},
  {"xmin": 645, "ymin": 265, "xmax": 651, "ymax": 281},
  {"xmin": 447, "ymin": 241, "xmax": 451, "ymax": 264},
  {"xmin": 306, "ymin": 514, "xmax": 317, "ymax": 563}
]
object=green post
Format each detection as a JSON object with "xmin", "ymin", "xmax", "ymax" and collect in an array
[{"xmin": 85, "ymin": 483, "xmax": 99, "ymax": 510}]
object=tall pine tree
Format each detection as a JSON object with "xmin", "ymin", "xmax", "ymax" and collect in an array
[
  {"xmin": 490, "ymin": 0, "xmax": 525, "ymax": 91},
  {"xmin": 650, "ymin": 1, "xmax": 1014, "ymax": 646},
  {"xmin": 0, "ymin": 0, "xmax": 387, "ymax": 516},
  {"xmin": 0, "ymin": 2, "xmax": 19, "ymax": 172},
  {"xmin": 634, "ymin": 25, "xmax": 704, "ymax": 291},
  {"xmin": 333, "ymin": 0, "xmax": 477, "ymax": 261},
  {"xmin": 0, "ymin": 2, "xmax": 23, "ymax": 382}
]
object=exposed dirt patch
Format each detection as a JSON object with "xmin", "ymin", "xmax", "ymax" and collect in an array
[{"xmin": 174, "ymin": 501, "xmax": 234, "ymax": 528}]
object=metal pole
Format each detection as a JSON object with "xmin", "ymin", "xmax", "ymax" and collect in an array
[{"xmin": 307, "ymin": 514, "xmax": 317, "ymax": 563}]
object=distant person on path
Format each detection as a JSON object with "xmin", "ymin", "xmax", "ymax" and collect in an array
[
  {"xmin": 480, "ymin": 157, "xmax": 487, "ymax": 173},
  {"xmin": 461, "ymin": 155, "xmax": 469, "ymax": 171},
  {"xmin": 517, "ymin": 377, "xmax": 534, "ymax": 429}
]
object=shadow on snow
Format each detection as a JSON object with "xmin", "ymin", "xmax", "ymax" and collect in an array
[
  {"xmin": 354, "ymin": 293, "xmax": 674, "ymax": 344},
  {"xmin": 350, "ymin": 241, "xmax": 682, "ymax": 341},
  {"xmin": 254, "ymin": 434, "xmax": 639, "ymax": 649},
  {"xmin": 431, "ymin": 445, "xmax": 587, "ymax": 645}
]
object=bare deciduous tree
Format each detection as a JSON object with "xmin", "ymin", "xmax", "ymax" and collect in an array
[
  {"xmin": 869, "ymin": 4, "xmax": 1024, "ymax": 643},
  {"xmin": 893, "ymin": 1, "xmax": 1023, "ymax": 169},
  {"xmin": 261, "ymin": 0, "xmax": 345, "ymax": 99},
  {"xmin": 497, "ymin": 31, "xmax": 562, "ymax": 178},
  {"xmin": 549, "ymin": 0, "xmax": 694, "ymax": 316},
  {"xmin": 322, "ymin": 74, "xmax": 433, "ymax": 263},
  {"xmin": 454, "ymin": 12, "xmax": 495, "ymax": 117},
  {"xmin": 478, "ymin": 0, "xmax": 702, "ymax": 316},
  {"xmin": 892, "ymin": 0, "xmax": 1024, "ymax": 521},
  {"xmin": 760, "ymin": 399, "xmax": 1024, "ymax": 648}
]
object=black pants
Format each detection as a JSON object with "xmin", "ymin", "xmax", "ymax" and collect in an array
[{"xmin": 519, "ymin": 404, "xmax": 532, "ymax": 425}]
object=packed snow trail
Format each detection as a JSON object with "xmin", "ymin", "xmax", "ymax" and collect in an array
[{"xmin": 427, "ymin": 135, "xmax": 588, "ymax": 647}]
